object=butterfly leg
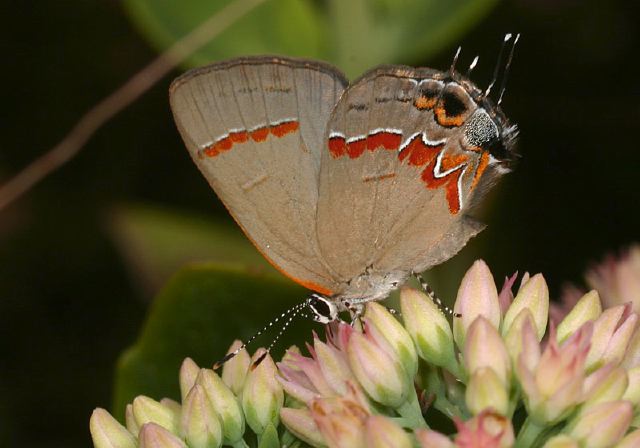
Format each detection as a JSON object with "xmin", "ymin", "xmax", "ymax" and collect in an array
[
  {"xmin": 343, "ymin": 301, "xmax": 365, "ymax": 328},
  {"xmin": 412, "ymin": 271, "xmax": 461, "ymax": 318}
]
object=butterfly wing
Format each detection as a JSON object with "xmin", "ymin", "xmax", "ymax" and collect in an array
[
  {"xmin": 316, "ymin": 65, "xmax": 511, "ymax": 283},
  {"xmin": 170, "ymin": 56, "xmax": 348, "ymax": 294}
]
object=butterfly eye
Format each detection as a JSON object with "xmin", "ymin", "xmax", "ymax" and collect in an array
[{"xmin": 308, "ymin": 294, "xmax": 338, "ymax": 324}]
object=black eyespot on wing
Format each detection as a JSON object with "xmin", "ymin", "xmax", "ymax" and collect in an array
[
  {"xmin": 419, "ymin": 85, "xmax": 439, "ymax": 99},
  {"xmin": 441, "ymin": 90, "xmax": 467, "ymax": 118}
]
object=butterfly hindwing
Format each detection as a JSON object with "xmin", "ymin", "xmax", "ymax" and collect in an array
[{"xmin": 316, "ymin": 66, "xmax": 506, "ymax": 281}]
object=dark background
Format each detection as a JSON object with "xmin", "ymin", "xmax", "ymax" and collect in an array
[{"xmin": 1, "ymin": 0, "xmax": 638, "ymax": 446}]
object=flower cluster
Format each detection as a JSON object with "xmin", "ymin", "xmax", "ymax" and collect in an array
[{"xmin": 91, "ymin": 260, "xmax": 640, "ymax": 447}]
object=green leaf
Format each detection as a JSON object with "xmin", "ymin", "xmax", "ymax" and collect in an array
[
  {"xmin": 124, "ymin": 0, "xmax": 324, "ymax": 68},
  {"xmin": 124, "ymin": 0, "xmax": 501, "ymax": 77},
  {"xmin": 112, "ymin": 264, "xmax": 307, "ymax": 420},
  {"xmin": 108, "ymin": 204, "xmax": 278, "ymax": 295}
]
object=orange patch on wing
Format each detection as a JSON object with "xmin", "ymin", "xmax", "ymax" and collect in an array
[
  {"xmin": 271, "ymin": 120, "xmax": 299, "ymax": 137},
  {"xmin": 440, "ymin": 154, "xmax": 468, "ymax": 171},
  {"xmin": 435, "ymin": 107, "xmax": 464, "ymax": 127},
  {"xmin": 398, "ymin": 136, "xmax": 441, "ymax": 167},
  {"xmin": 414, "ymin": 96, "xmax": 437, "ymax": 110},
  {"xmin": 366, "ymin": 132, "xmax": 402, "ymax": 151},
  {"xmin": 250, "ymin": 127, "xmax": 269, "ymax": 142},
  {"xmin": 330, "ymin": 131, "xmax": 402, "ymax": 159},
  {"xmin": 346, "ymin": 138, "xmax": 367, "ymax": 159},
  {"xmin": 203, "ymin": 145, "xmax": 219, "ymax": 157},
  {"xmin": 421, "ymin": 166, "xmax": 464, "ymax": 214},
  {"xmin": 202, "ymin": 120, "xmax": 300, "ymax": 157},
  {"xmin": 229, "ymin": 131, "xmax": 249, "ymax": 143},
  {"xmin": 471, "ymin": 151, "xmax": 490, "ymax": 190},
  {"xmin": 328, "ymin": 136, "xmax": 347, "ymax": 158}
]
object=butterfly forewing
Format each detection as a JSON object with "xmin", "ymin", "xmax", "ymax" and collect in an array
[{"xmin": 170, "ymin": 57, "xmax": 348, "ymax": 294}]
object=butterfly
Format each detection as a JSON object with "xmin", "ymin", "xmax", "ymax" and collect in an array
[{"xmin": 169, "ymin": 40, "xmax": 518, "ymax": 365}]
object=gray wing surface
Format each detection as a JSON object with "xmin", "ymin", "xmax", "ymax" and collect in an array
[{"xmin": 170, "ymin": 57, "xmax": 347, "ymax": 294}]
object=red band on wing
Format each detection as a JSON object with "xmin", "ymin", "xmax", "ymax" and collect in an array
[
  {"xmin": 271, "ymin": 120, "xmax": 299, "ymax": 137},
  {"xmin": 328, "ymin": 131, "xmax": 402, "ymax": 159},
  {"xmin": 328, "ymin": 130, "xmax": 468, "ymax": 215},
  {"xmin": 328, "ymin": 136, "xmax": 347, "ymax": 157},
  {"xmin": 367, "ymin": 131, "xmax": 402, "ymax": 151},
  {"xmin": 420, "ymin": 154, "xmax": 468, "ymax": 214},
  {"xmin": 398, "ymin": 136, "xmax": 441, "ymax": 166},
  {"xmin": 202, "ymin": 120, "xmax": 299, "ymax": 157},
  {"xmin": 250, "ymin": 127, "xmax": 269, "ymax": 142}
]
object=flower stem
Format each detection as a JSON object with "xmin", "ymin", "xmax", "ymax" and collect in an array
[
  {"xmin": 515, "ymin": 418, "xmax": 545, "ymax": 448},
  {"xmin": 397, "ymin": 388, "xmax": 428, "ymax": 429}
]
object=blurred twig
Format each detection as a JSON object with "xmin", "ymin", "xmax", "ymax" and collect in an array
[{"xmin": 0, "ymin": 0, "xmax": 267, "ymax": 212}]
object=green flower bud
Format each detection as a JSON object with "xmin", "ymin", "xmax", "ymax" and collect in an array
[
  {"xmin": 132, "ymin": 396, "xmax": 179, "ymax": 435},
  {"xmin": 181, "ymin": 384, "xmax": 222, "ymax": 448},
  {"xmin": 90, "ymin": 408, "xmax": 136, "ymax": 448},
  {"xmin": 197, "ymin": 368, "xmax": 244, "ymax": 443},
  {"xmin": 241, "ymin": 349, "xmax": 284, "ymax": 435}
]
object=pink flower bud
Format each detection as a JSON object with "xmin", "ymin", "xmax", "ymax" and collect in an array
[
  {"xmin": 503, "ymin": 274, "xmax": 549, "ymax": 340},
  {"xmin": 453, "ymin": 260, "xmax": 501, "ymax": 348},
  {"xmin": 221, "ymin": 340, "xmax": 250, "ymax": 395},
  {"xmin": 454, "ymin": 410, "xmax": 514, "ymax": 448},
  {"xmin": 587, "ymin": 304, "xmax": 638, "ymax": 369},
  {"xmin": 179, "ymin": 358, "xmax": 200, "ymax": 402},
  {"xmin": 310, "ymin": 391, "xmax": 369, "ymax": 448},
  {"xmin": 280, "ymin": 407, "xmax": 325, "ymax": 447},
  {"xmin": 365, "ymin": 415, "xmax": 412, "ymax": 448},
  {"xmin": 347, "ymin": 329, "xmax": 409, "ymax": 407},
  {"xmin": 517, "ymin": 323, "xmax": 593, "ymax": 423},
  {"xmin": 618, "ymin": 429, "xmax": 640, "ymax": 448},
  {"xmin": 583, "ymin": 364, "xmax": 628, "ymax": 406},
  {"xmin": 569, "ymin": 400, "xmax": 633, "ymax": 448},
  {"xmin": 464, "ymin": 316, "xmax": 511, "ymax": 386},
  {"xmin": 138, "ymin": 422, "xmax": 187, "ymax": 448},
  {"xmin": 622, "ymin": 366, "xmax": 640, "ymax": 405},
  {"xmin": 503, "ymin": 309, "xmax": 536, "ymax": 363},
  {"xmin": 366, "ymin": 301, "xmax": 418, "ymax": 377},
  {"xmin": 415, "ymin": 428, "xmax": 454, "ymax": 448}
]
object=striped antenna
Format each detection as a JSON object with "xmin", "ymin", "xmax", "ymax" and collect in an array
[
  {"xmin": 413, "ymin": 272, "xmax": 461, "ymax": 318},
  {"xmin": 466, "ymin": 55, "xmax": 480, "ymax": 77},
  {"xmin": 485, "ymin": 33, "xmax": 513, "ymax": 97},
  {"xmin": 498, "ymin": 33, "xmax": 521, "ymax": 105},
  {"xmin": 450, "ymin": 46, "xmax": 462, "ymax": 75},
  {"xmin": 213, "ymin": 301, "xmax": 306, "ymax": 370}
]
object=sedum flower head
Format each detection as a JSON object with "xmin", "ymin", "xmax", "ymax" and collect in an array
[{"xmin": 91, "ymin": 259, "xmax": 640, "ymax": 447}]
